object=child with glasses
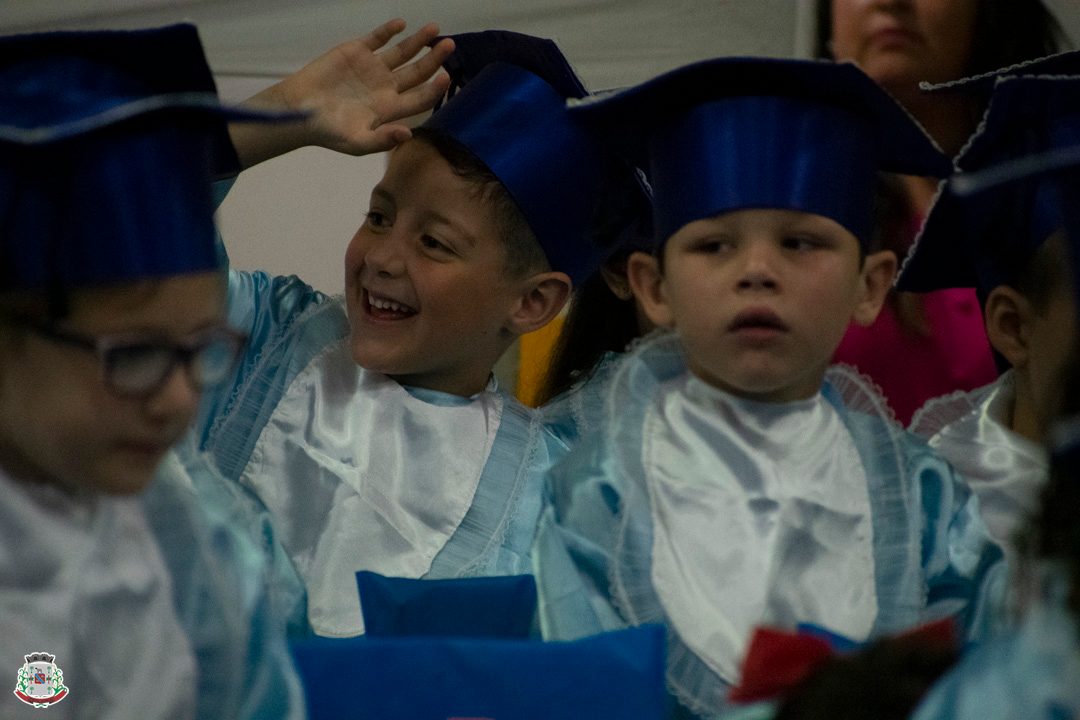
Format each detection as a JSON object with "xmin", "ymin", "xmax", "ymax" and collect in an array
[
  {"xmin": 531, "ymin": 58, "xmax": 1005, "ymax": 718},
  {"xmin": 0, "ymin": 22, "xmax": 440, "ymax": 718},
  {"xmin": 183, "ymin": 28, "xmax": 627, "ymax": 638}
]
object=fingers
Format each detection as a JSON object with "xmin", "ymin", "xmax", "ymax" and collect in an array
[
  {"xmin": 393, "ymin": 37, "xmax": 455, "ymax": 92},
  {"xmin": 362, "ymin": 124, "xmax": 414, "ymax": 154},
  {"xmin": 362, "ymin": 18, "xmax": 408, "ymax": 52},
  {"xmin": 380, "ymin": 21, "xmax": 442, "ymax": 70},
  {"xmin": 383, "ymin": 71, "xmax": 452, "ymax": 122}
]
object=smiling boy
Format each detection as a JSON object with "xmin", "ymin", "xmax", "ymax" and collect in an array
[
  {"xmin": 532, "ymin": 57, "xmax": 1003, "ymax": 717},
  {"xmin": 190, "ymin": 28, "xmax": 615, "ymax": 637}
]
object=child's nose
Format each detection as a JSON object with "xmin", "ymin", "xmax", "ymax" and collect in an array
[
  {"xmin": 363, "ymin": 233, "xmax": 407, "ymax": 278},
  {"xmin": 146, "ymin": 364, "xmax": 201, "ymax": 422},
  {"xmin": 736, "ymin": 245, "xmax": 779, "ymax": 290}
]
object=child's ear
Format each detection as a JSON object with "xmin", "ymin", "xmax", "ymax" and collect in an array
[
  {"xmin": 600, "ymin": 264, "xmax": 634, "ymax": 301},
  {"xmin": 505, "ymin": 271, "xmax": 571, "ymax": 336},
  {"xmin": 984, "ymin": 286, "xmax": 1032, "ymax": 369},
  {"xmin": 626, "ymin": 251, "xmax": 674, "ymax": 328},
  {"xmin": 851, "ymin": 250, "xmax": 898, "ymax": 327}
]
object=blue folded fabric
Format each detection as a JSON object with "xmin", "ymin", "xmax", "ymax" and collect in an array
[
  {"xmin": 291, "ymin": 624, "xmax": 668, "ymax": 720},
  {"xmin": 357, "ymin": 571, "xmax": 537, "ymax": 638}
]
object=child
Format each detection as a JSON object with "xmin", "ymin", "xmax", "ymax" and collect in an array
[
  {"xmin": 532, "ymin": 57, "xmax": 1003, "ymax": 717},
  {"xmin": 0, "ymin": 24, "xmax": 305, "ymax": 719},
  {"xmin": 189, "ymin": 29, "xmax": 620, "ymax": 637},
  {"xmin": 900, "ymin": 70, "xmax": 1080, "ymax": 575},
  {"xmin": 751, "ymin": 104, "xmax": 1080, "ymax": 720}
]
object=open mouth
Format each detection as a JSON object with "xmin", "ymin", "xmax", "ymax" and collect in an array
[
  {"xmin": 728, "ymin": 309, "xmax": 789, "ymax": 334},
  {"xmin": 364, "ymin": 290, "xmax": 418, "ymax": 320}
]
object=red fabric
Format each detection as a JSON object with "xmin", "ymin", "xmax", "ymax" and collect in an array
[
  {"xmin": 728, "ymin": 628, "xmax": 835, "ymax": 703},
  {"xmin": 728, "ymin": 619, "xmax": 959, "ymax": 704},
  {"xmin": 833, "ymin": 287, "xmax": 997, "ymax": 425}
]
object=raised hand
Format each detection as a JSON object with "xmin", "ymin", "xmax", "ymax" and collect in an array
[{"xmin": 232, "ymin": 19, "xmax": 455, "ymax": 169}]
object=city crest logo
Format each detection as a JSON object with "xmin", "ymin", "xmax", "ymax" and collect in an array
[{"xmin": 14, "ymin": 652, "xmax": 69, "ymax": 708}]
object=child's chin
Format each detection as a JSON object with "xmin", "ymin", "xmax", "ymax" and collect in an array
[
  {"xmin": 94, "ymin": 465, "xmax": 159, "ymax": 496},
  {"xmin": 349, "ymin": 342, "xmax": 409, "ymax": 377}
]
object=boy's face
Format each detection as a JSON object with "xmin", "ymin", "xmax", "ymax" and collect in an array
[
  {"xmin": 0, "ymin": 272, "xmax": 226, "ymax": 494},
  {"xmin": 344, "ymin": 139, "xmax": 528, "ymax": 396},
  {"xmin": 632, "ymin": 208, "xmax": 894, "ymax": 402}
]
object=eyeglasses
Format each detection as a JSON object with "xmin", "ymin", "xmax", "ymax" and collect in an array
[{"xmin": 11, "ymin": 318, "xmax": 247, "ymax": 399}]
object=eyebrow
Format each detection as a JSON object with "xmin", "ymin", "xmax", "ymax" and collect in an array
[
  {"xmin": 370, "ymin": 185, "xmax": 396, "ymax": 207},
  {"xmin": 425, "ymin": 210, "xmax": 479, "ymax": 249},
  {"xmin": 371, "ymin": 186, "xmax": 480, "ymax": 249}
]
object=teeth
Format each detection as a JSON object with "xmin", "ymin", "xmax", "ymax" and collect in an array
[{"xmin": 368, "ymin": 294, "xmax": 413, "ymax": 313}]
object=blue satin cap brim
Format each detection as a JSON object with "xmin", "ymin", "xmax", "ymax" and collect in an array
[
  {"xmin": 0, "ymin": 92, "xmax": 302, "ymax": 146},
  {"xmin": 423, "ymin": 63, "xmax": 603, "ymax": 284},
  {"xmin": 1, "ymin": 123, "xmax": 221, "ymax": 290},
  {"xmin": 649, "ymin": 97, "xmax": 878, "ymax": 245}
]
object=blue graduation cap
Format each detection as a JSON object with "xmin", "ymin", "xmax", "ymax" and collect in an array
[
  {"xmin": 422, "ymin": 30, "xmax": 607, "ymax": 284},
  {"xmin": 0, "ymin": 24, "xmax": 300, "ymax": 292},
  {"xmin": 947, "ymin": 141, "xmax": 1080, "ymax": 318},
  {"xmin": 897, "ymin": 75, "xmax": 1080, "ymax": 294},
  {"xmin": 357, "ymin": 571, "xmax": 537, "ymax": 638},
  {"xmin": 566, "ymin": 57, "xmax": 953, "ymax": 250},
  {"xmin": 921, "ymin": 48, "xmax": 1080, "ymax": 98}
]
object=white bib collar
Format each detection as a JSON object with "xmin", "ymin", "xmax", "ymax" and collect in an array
[
  {"xmin": 242, "ymin": 339, "xmax": 504, "ymax": 636},
  {"xmin": 645, "ymin": 373, "xmax": 877, "ymax": 682}
]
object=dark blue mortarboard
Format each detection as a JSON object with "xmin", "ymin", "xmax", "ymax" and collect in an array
[
  {"xmin": 897, "ymin": 75, "xmax": 1080, "ymax": 293},
  {"xmin": 422, "ymin": 30, "xmax": 606, "ymax": 284},
  {"xmin": 566, "ymin": 57, "xmax": 953, "ymax": 250},
  {"xmin": 0, "ymin": 24, "xmax": 301, "ymax": 292},
  {"xmin": 947, "ymin": 143, "xmax": 1080, "ymax": 340},
  {"xmin": 920, "ymin": 49, "xmax": 1080, "ymax": 97}
]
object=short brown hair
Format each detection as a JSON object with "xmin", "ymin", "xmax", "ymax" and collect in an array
[{"xmin": 411, "ymin": 127, "xmax": 549, "ymax": 278}]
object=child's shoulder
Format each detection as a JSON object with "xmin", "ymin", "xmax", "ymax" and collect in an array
[
  {"xmin": 908, "ymin": 375, "xmax": 1006, "ymax": 441},
  {"xmin": 823, "ymin": 364, "xmax": 972, "ymax": 504}
]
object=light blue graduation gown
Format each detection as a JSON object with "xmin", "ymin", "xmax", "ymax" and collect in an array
[
  {"xmin": 0, "ymin": 452, "xmax": 305, "ymax": 720},
  {"xmin": 533, "ymin": 331, "xmax": 1004, "ymax": 718},
  {"xmin": 910, "ymin": 371, "xmax": 1049, "ymax": 573},
  {"xmin": 540, "ymin": 350, "xmax": 626, "ymax": 451},
  {"xmin": 911, "ymin": 562, "xmax": 1080, "ymax": 720},
  {"xmin": 143, "ymin": 446, "xmax": 306, "ymax": 719},
  {"xmin": 189, "ymin": 268, "xmax": 550, "ymax": 636}
]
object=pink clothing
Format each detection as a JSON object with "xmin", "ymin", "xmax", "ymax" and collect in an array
[{"xmin": 834, "ymin": 288, "xmax": 998, "ymax": 425}]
